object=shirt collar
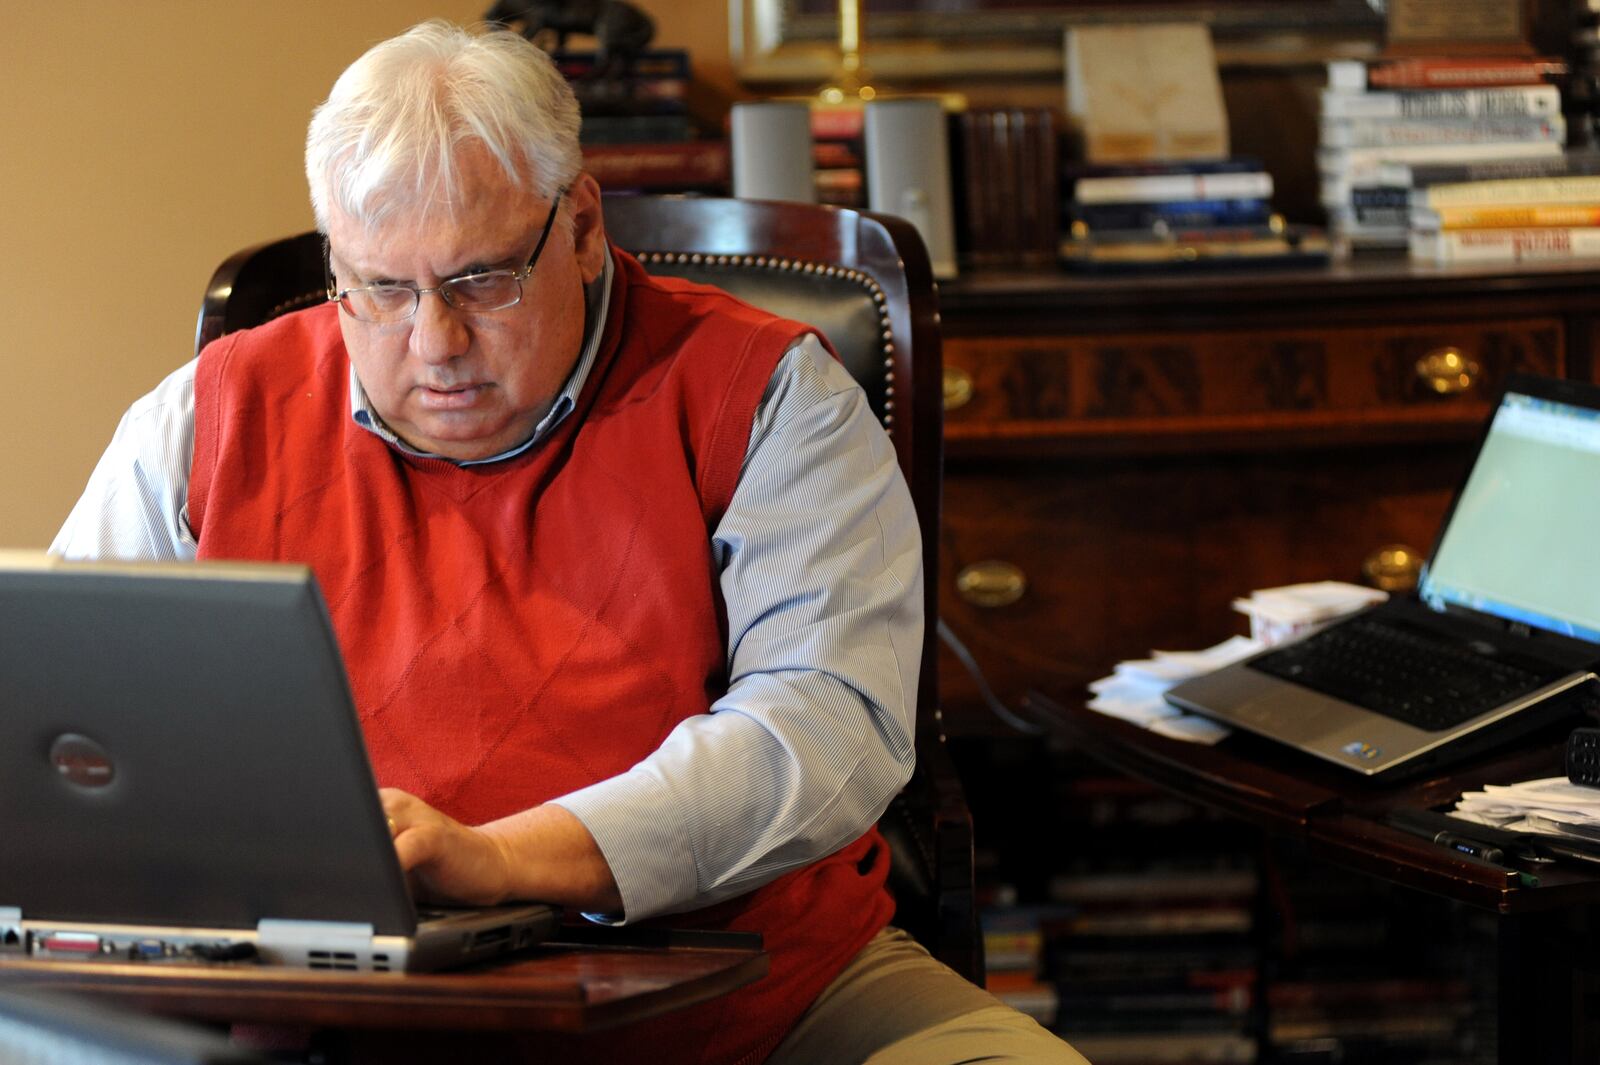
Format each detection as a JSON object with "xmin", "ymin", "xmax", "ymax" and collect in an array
[{"xmin": 349, "ymin": 250, "xmax": 615, "ymax": 466}]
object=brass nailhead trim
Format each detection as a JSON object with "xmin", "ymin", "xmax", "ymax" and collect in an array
[{"xmin": 636, "ymin": 251, "xmax": 897, "ymax": 431}]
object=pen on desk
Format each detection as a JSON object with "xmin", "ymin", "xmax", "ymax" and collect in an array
[
  {"xmin": 1433, "ymin": 833, "xmax": 1542, "ymax": 888},
  {"xmin": 1384, "ymin": 812, "xmax": 1542, "ymax": 888},
  {"xmin": 1433, "ymin": 830, "xmax": 1504, "ymax": 865}
]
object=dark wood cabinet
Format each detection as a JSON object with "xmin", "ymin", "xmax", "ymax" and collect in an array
[{"xmin": 934, "ymin": 256, "xmax": 1600, "ymax": 736}]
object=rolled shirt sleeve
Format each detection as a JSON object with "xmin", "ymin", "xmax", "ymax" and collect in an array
[{"xmin": 553, "ymin": 335, "xmax": 922, "ymax": 922}]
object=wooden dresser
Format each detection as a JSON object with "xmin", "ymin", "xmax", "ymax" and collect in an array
[{"xmin": 933, "ymin": 256, "xmax": 1600, "ymax": 736}]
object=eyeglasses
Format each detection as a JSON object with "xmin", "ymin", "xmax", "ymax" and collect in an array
[{"xmin": 326, "ymin": 188, "xmax": 566, "ymax": 324}]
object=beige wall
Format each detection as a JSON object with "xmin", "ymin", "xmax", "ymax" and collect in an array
[{"xmin": 0, "ymin": 1, "xmax": 736, "ymax": 549}]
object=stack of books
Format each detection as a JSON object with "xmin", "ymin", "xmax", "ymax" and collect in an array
[
  {"xmin": 808, "ymin": 104, "xmax": 866, "ymax": 208},
  {"xmin": 1319, "ymin": 54, "xmax": 1569, "ymax": 252},
  {"xmin": 568, "ymin": 49, "xmax": 730, "ymax": 195},
  {"xmin": 979, "ymin": 906, "xmax": 1063, "ymax": 1028},
  {"xmin": 1407, "ymin": 153, "xmax": 1600, "ymax": 264},
  {"xmin": 954, "ymin": 107, "xmax": 1060, "ymax": 269},
  {"xmin": 1262, "ymin": 854, "xmax": 1492, "ymax": 1063},
  {"xmin": 1045, "ymin": 790, "xmax": 1261, "ymax": 1064},
  {"xmin": 1059, "ymin": 159, "xmax": 1328, "ymax": 272}
]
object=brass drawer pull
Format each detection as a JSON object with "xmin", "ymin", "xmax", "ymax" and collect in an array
[
  {"xmin": 955, "ymin": 560, "xmax": 1027, "ymax": 608},
  {"xmin": 1415, "ymin": 347, "xmax": 1480, "ymax": 395},
  {"xmin": 943, "ymin": 366, "xmax": 974, "ymax": 411},
  {"xmin": 1363, "ymin": 543, "xmax": 1422, "ymax": 593}
]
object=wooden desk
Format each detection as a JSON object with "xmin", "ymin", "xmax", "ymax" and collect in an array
[
  {"xmin": 1030, "ymin": 691, "xmax": 1600, "ymax": 1064},
  {"xmin": 0, "ymin": 929, "xmax": 766, "ymax": 1059},
  {"xmin": 936, "ymin": 257, "xmax": 1600, "ymax": 737}
]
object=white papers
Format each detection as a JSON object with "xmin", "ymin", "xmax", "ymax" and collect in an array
[
  {"xmin": 1233, "ymin": 580, "xmax": 1387, "ymax": 645},
  {"xmin": 1086, "ymin": 635, "xmax": 1261, "ymax": 743},
  {"xmin": 1452, "ymin": 777, "xmax": 1600, "ymax": 836}
]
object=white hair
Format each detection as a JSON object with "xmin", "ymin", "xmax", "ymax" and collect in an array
[{"xmin": 305, "ymin": 20, "xmax": 581, "ymax": 231}]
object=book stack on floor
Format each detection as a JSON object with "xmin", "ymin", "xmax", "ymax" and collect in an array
[
  {"xmin": 1319, "ymin": 54, "xmax": 1569, "ymax": 252},
  {"xmin": 1408, "ymin": 151, "xmax": 1600, "ymax": 264},
  {"xmin": 1041, "ymin": 773, "xmax": 1262, "ymax": 1064},
  {"xmin": 1261, "ymin": 851, "xmax": 1494, "ymax": 1063},
  {"xmin": 1059, "ymin": 158, "xmax": 1329, "ymax": 272},
  {"xmin": 567, "ymin": 49, "xmax": 730, "ymax": 196},
  {"xmin": 980, "ymin": 904, "xmax": 1064, "ymax": 1028},
  {"xmin": 1047, "ymin": 861, "xmax": 1260, "ymax": 1065}
]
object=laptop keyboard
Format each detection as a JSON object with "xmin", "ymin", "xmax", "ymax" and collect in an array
[{"xmin": 1248, "ymin": 616, "xmax": 1549, "ymax": 731}]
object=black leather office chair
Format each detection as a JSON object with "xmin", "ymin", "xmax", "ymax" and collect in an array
[{"xmin": 195, "ymin": 194, "xmax": 982, "ymax": 984}]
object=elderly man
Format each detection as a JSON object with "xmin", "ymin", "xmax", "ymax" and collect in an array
[{"xmin": 54, "ymin": 19, "xmax": 1085, "ymax": 1065}]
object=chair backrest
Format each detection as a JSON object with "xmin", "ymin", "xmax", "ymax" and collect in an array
[{"xmin": 195, "ymin": 195, "xmax": 979, "ymax": 983}]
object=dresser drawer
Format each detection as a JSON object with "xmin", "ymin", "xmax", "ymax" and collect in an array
[
  {"xmin": 942, "ymin": 317, "xmax": 1564, "ymax": 452},
  {"xmin": 936, "ymin": 447, "xmax": 1468, "ymax": 736}
]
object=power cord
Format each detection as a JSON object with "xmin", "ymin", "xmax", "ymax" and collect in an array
[{"xmin": 936, "ymin": 620, "xmax": 1044, "ymax": 736}]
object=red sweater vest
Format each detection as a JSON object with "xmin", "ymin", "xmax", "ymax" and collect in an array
[{"xmin": 190, "ymin": 249, "xmax": 894, "ymax": 1064}]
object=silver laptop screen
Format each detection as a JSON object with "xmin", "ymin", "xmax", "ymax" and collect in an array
[{"xmin": 1419, "ymin": 390, "xmax": 1600, "ymax": 643}]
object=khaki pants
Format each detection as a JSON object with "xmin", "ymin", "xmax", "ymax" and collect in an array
[{"xmin": 765, "ymin": 926, "xmax": 1092, "ymax": 1065}]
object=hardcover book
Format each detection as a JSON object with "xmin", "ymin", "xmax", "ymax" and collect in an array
[
  {"xmin": 1064, "ymin": 23, "xmax": 1229, "ymax": 162},
  {"xmin": 581, "ymin": 141, "xmax": 729, "ymax": 193},
  {"xmin": 1410, "ymin": 224, "xmax": 1600, "ymax": 263},
  {"xmin": 1401, "ymin": 150, "xmax": 1600, "ymax": 188},
  {"xmin": 1411, "ymin": 173, "xmax": 1600, "ymax": 208},
  {"xmin": 1072, "ymin": 170, "xmax": 1274, "ymax": 206},
  {"xmin": 1319, "ymin": 85, "xmax": 1561, "ymax": 120},
  {"xmin": 1319, "ymin": 114, "xmax": 1565, "ymax": 149},
  {"xmin": 1327, "ymin": 56, "xmax": 1565, "ymax": 92}
]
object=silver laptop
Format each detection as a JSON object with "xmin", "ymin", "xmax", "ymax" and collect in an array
[
  {"xmin": 1166, "ymin": 373, "xmax": 1600, "ymax": 778},
  {"xmin": 0, "ymin": 554, "xmax": 558, "ymax": 971}
]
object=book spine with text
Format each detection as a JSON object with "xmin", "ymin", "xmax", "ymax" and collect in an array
[
  {"xmin": 580, "ymin": 141, "xmax": 729, "ymax": 190},
  {"xmin": 1417, "ymin": 203, "xmax": 1600, "ymax": 229},
  {"xmin": 1413, "ymin": 174, "xmax": 1600, "ymax": 208},
  {"xmin": 1071, "ymin": 198, "xmax": 1272, "ymax": 231},
  {"xmin": 1327, "ymin": 56, "xmax": 1566, "ymax": 92},
  {"xmin": 1400, "ymin": 151, "xmax": 1600, "ymax": 189},
  {"xmin": 1410, "ymin": 225, "xmax": 1600, "ymax": 263},
  {"xmin": 1318, "ymin": 140, "xmax": 1562, "ymax": 170},
  {"xmin": 1073, "ymin": 171, "xmax": 1273, "ymax": 205},
  {"xmin": 1319, "ymin": 114, "xmax": 1564, "ymax": 149},
  {"xmin": 1320, "ymin": 85, "xmax": 1561, "ymax": 120}
]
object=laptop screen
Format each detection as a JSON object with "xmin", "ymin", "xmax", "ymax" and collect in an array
[{"xmin": 1419, "ymin": 388, "xmax": 1600, "ymax": 643}]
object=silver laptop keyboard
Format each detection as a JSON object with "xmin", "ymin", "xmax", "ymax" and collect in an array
[{"xmin": 1248, "ymin": 616, "xmax": 1548, "ymax": 731}]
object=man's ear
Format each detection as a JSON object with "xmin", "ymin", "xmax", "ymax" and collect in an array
[{"xmin": 567, "ymin": 173, "xmax": 608, "ymax": 284}]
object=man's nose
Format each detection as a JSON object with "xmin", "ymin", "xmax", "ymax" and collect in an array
[{"xmin": 409, "ymin": 290, "xmax": 470, "ymax": 364}]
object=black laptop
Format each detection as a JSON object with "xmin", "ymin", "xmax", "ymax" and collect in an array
[
  {"xmin": 0, "ymin": 554, "xmax": 557, "ymax": 970},
  {"xmin": 1166, "ymin": 373, "xmax": 1600, "ymax": 778}
]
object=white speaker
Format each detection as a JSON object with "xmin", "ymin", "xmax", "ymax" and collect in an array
[
  {"xmin": 730, "ymin": 101, "xmax": 817, "ymax": 203},
  {"xmin": 864, "ymin": 98, "xmax": 958, "ymax": 279}
]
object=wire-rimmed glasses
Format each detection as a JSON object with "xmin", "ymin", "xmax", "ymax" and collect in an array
[{"xmin": 326, "ymin": 188, "xmax": 566, "ymax": 323}]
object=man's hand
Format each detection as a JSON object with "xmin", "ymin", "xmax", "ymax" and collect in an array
[
  {"xmin": 380, "ymin": 789, "xmax": 517, "ymax": 905},
  {"xmin": 380, "ymin": 788, "xmax": 624, "ymax": 913}
]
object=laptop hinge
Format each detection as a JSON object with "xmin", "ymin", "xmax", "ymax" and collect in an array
[{"xmin": 0, "ymin": 907, "xmax": 22, "ymax": 954}]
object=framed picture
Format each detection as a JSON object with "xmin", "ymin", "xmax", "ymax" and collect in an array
[{"xmin": 733, "ymin": 0, "xmax": 1386, "ymax": 83}]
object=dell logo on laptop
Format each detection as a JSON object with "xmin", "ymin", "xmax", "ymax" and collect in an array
[{"xmin": 49, "ymin": 733, "xmax": 116, "ymax": 789}]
